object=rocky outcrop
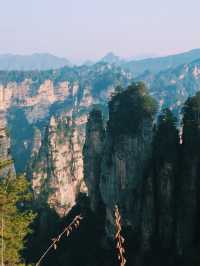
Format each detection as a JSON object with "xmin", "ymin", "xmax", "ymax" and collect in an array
[
  {"xmin": 31, "ymin": 113, "xmax": 87, "ymax": 216},
  {"xmin": 0, "ymin": 79, "xmax": 72, "ymax": 123},
  {"xmin": 175, "ymin": 93, "xmax": 200, "ymax": 256},
  {"xmin": 31, "ymin": 127, "xmax": 42, "ymax": 158},
  {"xmin": 83, "ymin": 108, "xmax": 105, "ymax": 211},
  {"xmin": 141, "ymin": 109, "xmax": 179, "ymax": 254},
  {"xmin": 83, "ymin": 86, "xmax": 200, "ymax": 265},
  {"xmin": 0, "ymin": 112, "xmax": 15, "ymax": 179},
  {"xmin": 84, "ymin": 83, "xmax": 157, "ymax": 236}
]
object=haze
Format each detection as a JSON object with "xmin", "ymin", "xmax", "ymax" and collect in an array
[{"xmin": 0, "ymin": 0, "xmax": 199, "ymax": 63}]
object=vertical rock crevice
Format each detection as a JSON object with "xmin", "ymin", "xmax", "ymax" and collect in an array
[{"xmin": 83, "ymin": 108, "xmax": 105, "ymax": 211}]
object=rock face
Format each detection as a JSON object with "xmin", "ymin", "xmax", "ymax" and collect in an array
[
  {"xmin": 140, "ymin": 109, "xmax": 179, "ymax": 255},
  {"xmin": 84, "ymin": 83, "xmax": 157, "ymax": 236},
  {"xmin": 100, "ymin": 85, "xmax": 156, "ymax": 236},
  {"xmin": 83, "ymin": 86, "xmax": 200, "ymax": 265},
  {"xmin": 175, "ymin": 93, "xmax": 200, "ymax": 257},
  {"xmin": 31, "ymin": 113, "xmax": 87, "ymax": 216},
  {"xmin": 31, "ymin": 127, "xmax": 42, "ymax": 159},
  {"xmin": 0, "ymin": 79, "xmax": 71, "ymax": 122},
  {"xmin": 83, "ymin": 108, "xmax": 105, "ymax": 211},
  {"xmin": 0, "ymin": 112, "xmax": 15, "ymax": 179}
]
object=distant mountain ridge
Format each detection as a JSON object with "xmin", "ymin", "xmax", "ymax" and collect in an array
[
  {"xmin": 1, "ymin": 49, "xmax": 200, "ymax": 73},
  {"xmin": 100, "ymin": 52, "xmax": 123, "ymax": 64},
  {"xmin": 0, "ymin": 53, "xmax": 71, "ymax": 71},
  {"xmin": 136, "ymin": 58, "xmax": 200, "ymax": 113},
  {"xmin": 124, "ymin": 48, "xmax": 200, "ymax": 75},
  {"xmin": 96, "ymin": 49, "xmax": 200, "ymax": 76}
]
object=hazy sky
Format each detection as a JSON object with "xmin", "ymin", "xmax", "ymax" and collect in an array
[{"xmin": 0, "ymin": 0, "xmax": 199, "ymax": 62}]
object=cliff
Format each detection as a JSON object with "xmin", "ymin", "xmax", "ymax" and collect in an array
[
  {"xmin": 31, "ymin": 113, "xmax": 87, "ymax": 216},
  {"xmin": 0, "ymin": 112, "xmax": 15, "ymax": 179},
  {"xmin": 83, "ymin": 85, "xmax": 200, "ymax": 266},
  {"xmin": 84, "ymin": 83, "xmax": 157, "ymax": 236},
  {"xmin": 83, "ymin": 108, "xmax": 105, "ymax": 211},
  {"xmin": 0, "ymin": 79, "xmax": 71, "ymax": 123}
]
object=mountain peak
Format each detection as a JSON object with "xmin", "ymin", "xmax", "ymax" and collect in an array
[
  {"xmin": 0, "ymin": 53, "xmax": 71, "ymax": 71},
  {"xmin": 100, "ymin": 52, "xmax": 121, "ymax": 64}
]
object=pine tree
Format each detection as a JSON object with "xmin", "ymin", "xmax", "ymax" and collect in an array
[
  {"xmin": 182, "ymin": 91, "xmax": 200, "ymax": 156},
  {"xmin": 0, "ymin": 174, "xmax": 35, "ymax": 266},
  {"xmin": 153, "ymin": 108, "xmax": 179, "ymax": 162}
]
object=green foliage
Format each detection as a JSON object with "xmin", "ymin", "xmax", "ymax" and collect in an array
[
  {"xmin": 0, "ymin": 160, "xmax": 13, "ymax": 170},
  {"xmin": 87, "ymin": 108, "xmax": 104, "ymax": 126},
  {"xmin": 182, "ymin": 91, "xmax": 200, "ymax": 155},
  {"xmin": 153, "ymin": 108, "xmax": 179, "ymax": 163},
  {"xmin": 108, "ymin": 82, "xmax": 157, "ymax": 139},
  {"xmin": 0, "ymin": 175, "xmax": 36, "ymax": 265},
  {"xmin": 182, "ymin": 91, "xmax": 200, "ymax": 123}
]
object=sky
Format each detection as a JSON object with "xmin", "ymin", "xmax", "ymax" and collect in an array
[{"xmin": 0, "ymin": 0, "xmax": 199, "ymax": 63}]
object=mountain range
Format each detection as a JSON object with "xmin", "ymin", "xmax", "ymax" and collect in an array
[
  {"xmin": 1, "ymin": 49, "xmax": 200, "ymax": 73},
  {"xmin": 0, "ymin": 53, "xmax": 71, "ymax": 70}
]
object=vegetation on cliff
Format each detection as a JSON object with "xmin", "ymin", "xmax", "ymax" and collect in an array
[
  {"xmin": 108, "ymin": 82, "xmax": 157, "ymax": 139},
  {"xmin": 0, "ymin": 174, "xmax": 35, "ymax": 265}
]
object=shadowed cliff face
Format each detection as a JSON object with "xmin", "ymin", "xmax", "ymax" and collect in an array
[
  {"xmin": 84, "ymin": 83, "xmax": 157, "ymax": 236},
  {"xmin": 83, "ymin": 109, "xmax": 105, "ymax": 211},
  {"xmin": 83, "ymin": 86, "xmax": 200, "ymax": 266},
  {"xmin": 176, "ymin": 93, "xmax": 200, "ymax": 257},
  {"xmin": 141, "ymin": 109, "xmax": 179, "ymax": 255},
  {"xmin": 100, "ymin": 84, "xmax": 157, "ymax": 236}
]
